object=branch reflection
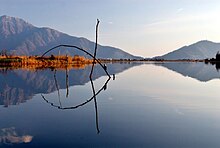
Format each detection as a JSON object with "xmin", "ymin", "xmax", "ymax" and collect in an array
[
  {"xmin": 41, "ymin": 65, "xmax": 111, "ymax": 134},
  {"xmin": 53, "ymin": 69, "xmax": 62, "ymax": 108}
]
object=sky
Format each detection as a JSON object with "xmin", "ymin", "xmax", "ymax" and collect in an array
[{"xmin": 1, "ymin": 0, "xmax": 220, "ymax": 57}]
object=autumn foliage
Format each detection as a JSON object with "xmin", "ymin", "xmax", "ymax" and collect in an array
[{"xmin": 0, "ymin": 55, "xmax": 94, "ymax": 70}]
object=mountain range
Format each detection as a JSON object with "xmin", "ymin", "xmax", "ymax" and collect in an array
[
  {"xmin": 0, "ymin": 15, "xmax": 139, "ymax": 59},
  {"xmin": 155, "ymin": 40, "xmax": 220, "ymax": 60}
]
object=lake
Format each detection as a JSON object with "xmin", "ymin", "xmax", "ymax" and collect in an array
[{"xmin": 1, "ymin": 62, "xmax": 220, "ymax": 147}]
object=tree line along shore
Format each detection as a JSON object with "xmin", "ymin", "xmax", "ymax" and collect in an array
[
  {"xmin": 0, "ymin": 54, "xmax": 213, "ymax": 70},
  {"xmin": 0, "ymin": 55, "xmax": 95, "ymax": 70},
  {"xmin": 0, "ymin": 54, "xmax": 145, "ymax": 70},
  {"xmin": 0, "ymin": 55, "xmax": 208, "ymax": 65}
]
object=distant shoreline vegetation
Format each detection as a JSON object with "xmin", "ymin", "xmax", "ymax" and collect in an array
[
  {"xmin": 0, "ymin": 55, "xmax": 95, "ymax": 70},
  {"xmin": 0, "ymin": 55, "xmax": 211, "ymax": 65},
  {"xmin": 3, "ymin": 53, "xmax": 220, "ymax": 71},
  {"xmin": 0, "ymin": 55, "xmax": 144, "ymax": 70}
]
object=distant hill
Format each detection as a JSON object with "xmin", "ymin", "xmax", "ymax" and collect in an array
[
  {"xmin": 155, "ymin": 40, "xmax": 220, "ymax": 60},
  {"xmin": 0, "ymin": 15, "xmax": 140, "ymax": 59}
]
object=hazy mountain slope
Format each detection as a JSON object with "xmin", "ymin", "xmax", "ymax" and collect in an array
[
  {"xmin": 155, "ymin": 40, "xmax": 220, "ymax": 60},
  {"xmin": 0, "ymin": 15, "xmax": 139, "ymax": 59}
]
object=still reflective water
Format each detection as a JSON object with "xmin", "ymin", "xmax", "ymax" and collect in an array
[{"xmin": 1, "ymin": 62, "xmax": 220, "ymax": 147}]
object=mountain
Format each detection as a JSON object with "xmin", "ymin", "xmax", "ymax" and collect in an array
[
  {"xmin": 155, "ymin": 40, "xmax": 220, "ymax": 60},
  {"xmin": 155, "ymin": 62, "xmax": 220, "ymax": 82},
  {"xmin": 0, "ymin": 15, "xmax": 139, "ymax": 59}
]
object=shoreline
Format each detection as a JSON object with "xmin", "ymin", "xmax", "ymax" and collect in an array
[{"xmin": 1, "ymin": 55, "xmax": 219, "ymax": 71}]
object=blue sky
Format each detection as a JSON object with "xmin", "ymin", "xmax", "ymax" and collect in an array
[{"xmin": 1, "ymin": 0, "xmax": 220, "ymax": 57}]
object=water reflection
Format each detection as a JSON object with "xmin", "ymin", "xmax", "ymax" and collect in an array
[
  {"xmin": 0, "ymin": 62, "xmax": 141, "ymax": 107},
  {"xmin": 41, "ymin": 70, "xmax": 111, "ymax": 133},
  {"xmin": 42, "ymin": 76, "xmax": 110, "ymax": 110},
  {"xmin": 156, "ymin": 62, "xmax": 220, "ymax": 82},
  {"xmin": 206, "ymin": 61, "xmax": 220, "ymax": 71},
  {"xmin": 1, "ymin": 63, "xmax": 220, "ymax": 147},
  {"xmin": 0, "ymin": 127, "xmax": 33, "ymax": 145}
]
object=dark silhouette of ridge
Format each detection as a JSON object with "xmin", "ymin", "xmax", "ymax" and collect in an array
[{"xmin": 155, "ymin": 40, "xmax": 220, "ymax": 60}]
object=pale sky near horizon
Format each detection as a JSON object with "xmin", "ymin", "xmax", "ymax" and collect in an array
[{"xmin": 1, "ymin": 0, "xmax": 220, "ymax": 57}]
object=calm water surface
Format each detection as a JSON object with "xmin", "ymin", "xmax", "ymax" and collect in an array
[{"xmin": 1, "ymin": 62, "xmax": 220, "ymax": 147}]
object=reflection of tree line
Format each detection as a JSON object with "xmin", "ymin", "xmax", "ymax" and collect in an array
[
  {"xmin": 205, "ymin": 52, "xmax": 220, "ymax": 71},
  {"xmin": 0, "ymin": 61, "xmax": 140, "ymax": 107}
]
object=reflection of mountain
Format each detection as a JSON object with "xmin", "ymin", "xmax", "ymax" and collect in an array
[
  {"xmin": 156, "ymin": 62, "xmax": 220, "ymax": 82},
  {"xmin": 0, "ymin": 63, "xmax": 141, "ymax": 106}
]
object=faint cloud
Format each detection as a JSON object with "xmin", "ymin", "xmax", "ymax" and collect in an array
[
  {"xmin": 143, "ymin": 9, "xmax": 220, "ymax": 34},
  {"xmin": 145, "ymin": 19, "xmax": 168, "ymax": 27},
  {"xmin": 177, "ymin": 8, "xmax": 184, "ymax": 13}
]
